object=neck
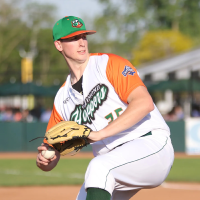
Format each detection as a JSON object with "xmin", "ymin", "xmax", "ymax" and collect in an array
[{"xmin": 67, "ymin": 55, "xmax": 90, "ymax": 85}]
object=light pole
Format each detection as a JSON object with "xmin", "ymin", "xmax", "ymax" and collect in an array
[{"xmin": 19, "ymin": 26, "xmax": 38, "ymax": 110}]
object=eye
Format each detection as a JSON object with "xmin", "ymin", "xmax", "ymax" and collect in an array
[
  {"xmin": 74, "ymin": 36, "xmax": 79, "ymax": 40},
  {"xmin": 82, "ymin": 36, "xmax": 86, "ymax": 40}
]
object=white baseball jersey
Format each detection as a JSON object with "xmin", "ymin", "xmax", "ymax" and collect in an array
[
  {"xmin": 45, "ymin": 53, "xmax": 170, "ymax": 156},
  {"xmin": 45, "ymin": 53, "xmax": 174, "ymax": 200}
]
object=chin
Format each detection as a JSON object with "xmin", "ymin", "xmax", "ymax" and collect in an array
[{"xmin": 77, "ymin": 55, "xmax": 89, "ymax": 63}]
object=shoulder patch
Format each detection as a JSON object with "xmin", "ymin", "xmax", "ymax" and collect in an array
[{"xmin": 122, "ymin": 66, "xmax": 135, "ymax": 77}]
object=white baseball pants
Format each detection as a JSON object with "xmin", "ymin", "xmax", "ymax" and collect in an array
[{"xmin": 76, "ymin": 129, "xmax": 174, "ymax": 200}]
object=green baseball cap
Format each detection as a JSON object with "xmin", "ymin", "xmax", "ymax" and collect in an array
[{"xmin": 53, "ymin": 16, "xmax": 96, "ymax": 41}]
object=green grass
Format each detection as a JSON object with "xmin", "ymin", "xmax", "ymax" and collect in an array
[
  {"xmin": 0, "ymin": 159, "xmax": 91, "ymax": 186},
  {"xmin": 0, "ymin": 158, "xmax": 199, "ymax": 186},
  {"xmin": 166, "ymin": 158, "xmax": 200, "ymax": 182}
]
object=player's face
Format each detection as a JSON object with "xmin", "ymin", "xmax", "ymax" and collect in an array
[{"xmin": 60, "ymin": 34, "xmax": 89, "ymax": 64}]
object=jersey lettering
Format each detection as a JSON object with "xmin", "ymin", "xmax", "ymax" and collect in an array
[{"xmin": 70, "ymin": 84, "xmax": 109, "ymax": 124}]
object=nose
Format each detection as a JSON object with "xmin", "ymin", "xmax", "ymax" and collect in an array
[{"xmin": 79, "ymin": 38, "xmax": 85, "ymax": 46}]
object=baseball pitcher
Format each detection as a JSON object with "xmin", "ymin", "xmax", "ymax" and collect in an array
[{"xmin": 36, "ymin": 16, "xmax": 174, "ymax": 200}]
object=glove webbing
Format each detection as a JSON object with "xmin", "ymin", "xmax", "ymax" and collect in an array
[{"xmin": 53, "ymin": 135, "xmax": 89, "ymax": 153}]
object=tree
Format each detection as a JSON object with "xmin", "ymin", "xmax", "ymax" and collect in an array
[
  {"xmin": 92, "ymin": 0, "xmax": 200, "ymax": 61},
  {"xmin": 179, "ymin": 0, "xmax": 200, "ymax": 40},
  {"xmin": 91, "ymin": 0, "xmax": 148, "ymax": 59},
  {"xmin": 22, "ymin": 2, "xmax": 68, "ymax": 86},
  {"xmin": 0, "ymin": 0, "xmax": 67, "ymax": 85},
  {"xmin": 132, "ymin": 30, "xmax": 193, "ymax": 66},
  {"xmin": 0, "ymin": 0, "xmax": 29, "ymax": 83},
  {"xmin": 146, "ymin": 0, "xmax": 200, "ymax": 40},
  {"xmin": 35, "ymin": 28, "xmax": 69, "ymax": 86}
]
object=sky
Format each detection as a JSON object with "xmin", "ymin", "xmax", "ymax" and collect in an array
[{"xmin": 32, "ymin": 0, "xmax": 103, "ymax": 20}]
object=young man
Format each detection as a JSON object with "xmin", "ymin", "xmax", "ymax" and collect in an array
[{"xmin": 36, "ymin": 16, "xmax": 174, "ymax": 200}]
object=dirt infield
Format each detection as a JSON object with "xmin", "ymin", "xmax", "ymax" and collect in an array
[
  {"xmin": 0, "ymin": 152, "xmax": 200, "ymax": 159},
  {"xmin": 0, "ymin": 152, "xmax": 94, "ymax": 159},
  {"xmin": 0, "ymin": 182, "xmax": 200, "ymax": 200},
  {"xmin": 0, "ymin": 152, "xmax": 200, "ymax": 200}
]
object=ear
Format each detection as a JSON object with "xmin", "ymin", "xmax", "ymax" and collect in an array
[{"xmin": 54, "ymin": 40, "xmax": 63, "ymax": 51}]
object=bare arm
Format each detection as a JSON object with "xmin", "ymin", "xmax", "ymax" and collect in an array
[
  {"xmin": 88, "ymin": 86, "xmax": 154, "ymax": 142},
  {"xmin": 36, "ymin": 143, "xmax": 60, "ymax": 172}
]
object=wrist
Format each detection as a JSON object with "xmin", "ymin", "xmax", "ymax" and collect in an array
[
  {"xmin": 98, "ymin": 129, "xmax": 107, "ymax": 140},
  {"xmin": 88, "ymin": 130, "xmax": 106, "ymax": 142}
]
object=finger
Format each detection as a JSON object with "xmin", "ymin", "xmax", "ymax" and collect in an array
[
  {"xmin": 50, "ymin": 150, "xmax": 60, "ymax": 161},
  {"xmin": 37, "ymin": 159, "xmax": 48, "ymax": 166},
  {"xmin": 87, "ymin": 138, "xmax": 95, "ymax": 144},
  {"xmin": 41, "ymin": 143, "xmax": 49, "ymax": 147},
  {"xmin": 37, "ymin": 153, "xmax": 51, "ymax": 165},
  {"xmin": 37, "ymin": 145, "xmax": 48, "ymax": 152}
]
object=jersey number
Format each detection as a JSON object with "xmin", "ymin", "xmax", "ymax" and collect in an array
[{"xmin": 105, "ymin": 108, "xmax": 123, "ymax": 124}]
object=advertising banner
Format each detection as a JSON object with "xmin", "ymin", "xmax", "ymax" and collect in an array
[{"xmin": 185, "ymin": 118, "xmax": 200, "ymax": 154}]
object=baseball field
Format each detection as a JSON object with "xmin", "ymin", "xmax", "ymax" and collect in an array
[{"xmin": 0, "ymin": 152, "xmax": 200, "ymax": 200}]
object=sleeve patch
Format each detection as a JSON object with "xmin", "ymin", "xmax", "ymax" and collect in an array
[{"xmin": 122, "ymin": 66, "xmax": 135, "ymax": 77}]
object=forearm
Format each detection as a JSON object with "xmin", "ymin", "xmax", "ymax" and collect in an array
[{"xmin": 101, "ymin": 99, "xmax": 153, "ymax": 139}]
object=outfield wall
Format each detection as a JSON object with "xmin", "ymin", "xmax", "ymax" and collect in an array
[
  {"xmin": 0, "ymin": 121, "xmax": 186, "ymax": 152},
  {"xmin": 0, "ymin": 122, "xmax": 93, "ymax": 152}
]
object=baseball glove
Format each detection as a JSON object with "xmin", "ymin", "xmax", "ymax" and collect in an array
[{"xmin": 45, "ymin": 121, "xmax": 91, "ymax": 156}]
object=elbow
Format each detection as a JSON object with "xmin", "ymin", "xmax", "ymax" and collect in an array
[
  {"xmin": 149, "ymin": 102, "xmax": 154, "ymax": 112},
  {"xmin": 146, "ymin": 99, "xmax": 154, "ymax": 113}
]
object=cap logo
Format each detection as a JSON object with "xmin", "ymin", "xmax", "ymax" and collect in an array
[{"xmin": 71, "ymin": 19, "xmax": 83, "ymax": 28}]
